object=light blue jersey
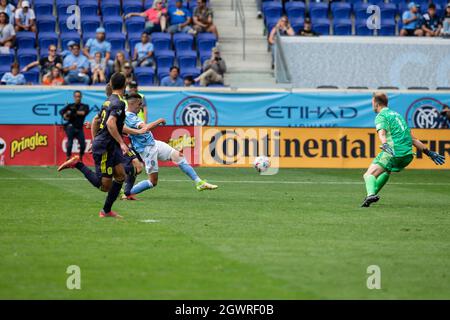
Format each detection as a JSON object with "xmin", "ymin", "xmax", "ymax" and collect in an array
[{"xmin": 125, "ymin": 111, "xmax": 155, "ymax": 153}]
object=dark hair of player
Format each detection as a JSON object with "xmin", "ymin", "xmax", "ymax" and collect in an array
[
  {"xmin": 373, "ymin": 92, "xmax": 388, "ymax": 107},
  {"xmin": 126, "ymin": 93, "xmax": 142, "ymax": 101},
  {"xmin": 110, "ymin": 72, "xmax": 126, "ymax": 90}
]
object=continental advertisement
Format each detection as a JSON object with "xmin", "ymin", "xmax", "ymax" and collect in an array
[{"xmin": 197, "ymin": 127, "xmax": 450, "ymax": 169}]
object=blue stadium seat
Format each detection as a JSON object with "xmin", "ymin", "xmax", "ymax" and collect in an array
[
  {"xmin": 262, "ymin": 2, "xmax": 283, "ymax": 22},
  {"xmin": 16, "ymin": 32, "xmax": 36, "ymax": 49},
  {"xmin": 331, "ymin": 2, "xmax": 352, "ymax": 20},
  {"xmin": 180, "ymin": 67, "xmax": 201, "ymax": 79},
  {"xmin": 157, "ymin": 68, "xmax": 170, "ymax": 83},
  {"xmin": 126, "ymin": 17, "xmax": 146, "ymax": 35},
  {"xmin": 103, "ymin": 16, "xmax": 124, "ymax": 33},
  {"xmin": 155, "ymin": 50, "xmax": 175, "ymax": 71},
  {"xmin": 379, "ymin": 3, "xmax": 397, "ymax": 20},
  {"xmin": 177, "ymin": 51, "xmax": 197, "ymax": 70},
  {"xmin": 285, "ymin": 1, "xmax": 305, "ymax": 20},
  {"xmin": 151, "ymin": 32, "xmax": 172, "ymax": 52},
  {"xmin": 144, "ymin": 0, "xmax": 155, "ymax": 10},
  {"xmin": 173, "ymin": 33, "xmax": 194, "ymax": 53},
  {"xmin": 79, "ymin": 3, "xmax": 99, "ymax": 16},
  {"xmin": 355, "ymin": 19, "xmax": 374, "ymax": 36},
  {"xmin": 378, "ymin": 20, "xmax": 396, "ymax": 36},
  {"xmin": 81, "ymin": 16, "xmax": 101, "ymax": 34},
  {"xmin": 354, "ymin": 3, "xmax": 370, "ymax": 21},
  {"xmin": 123, "ymin": 1, "xmax": 144, "ymax": 15},
  {"xmin": 37, "ymin": 16, "xmax": 56, "ymax": 33},
  {"xmin": 0, "ymin": 53, "xmax": 14, "ymax": 67},
  {"xmin": 312, "ymin": 18, "xmax": 330, "ymax": 35},
  {"xmin": 101, "ymin": 3, "xmax": 121, "ymax": 16},
  {"xmin": 128, "ymin": 36, "xmax": 142, "ymax": 56},
  {"xmin": 23, "ymin": 70, "xmax": 40, "ymax": 84},
  {"xmin": 197, "ymin": 33, "xmax": 216, "ymax": 57},
  {"xmin": 61, "ymin": 32, "xmax": 80, "ymax": 49},
  {"xmin": 333, "ymin": 19, "xmax": 352, "ymax": 35},
  {"xmin": 309, "ymin": 3, "xmax": 329, "ymax": 21},
  {"xmin": 17, "ymin": 49, "xmax": 38, "ymax": 69},
  {"xmin": 134, "ymin": 67, "xmax": 155, "ymax": 86},
  {"xmin": 34, "ymin": 3, "xmax": 53, "ymax": 17},
  {"xmin": 290, "ymin": 17, "xmax": 304, "ymax": 34},
  {"xmin": 265, "ymin": 16, "xmax": 279, "ymax": 34},
  {"xmin": 107, "ymin": 33, "xmax": 126, "ymax": 51},
  {"xmin": 38, "ymin": 33, "xmax": 58, "ymax": 51},
  {"xmin": 57, "ymin": 1, "xmax": 77, "ymax": 17}
]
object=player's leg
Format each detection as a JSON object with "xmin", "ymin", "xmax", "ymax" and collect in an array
[
  {"xmin": 123, "ymin": 158, "xmax": 143, "ymax": 200},
  {"xmin": 75, "ymin": 128, "xmax": 86, "ymax": 162},
  {"xmin": 57, "ymin": 153, "xmax": 103, "ymax": 189},
  {"xmin": 363, "ymin": 163, "xmax": 386, "ymax": 196},
  {"xmin": 158, "ymin": 141, "xmax": 218, "ymax": 191},
  {"xmin": 65, "ymin": 126, "xmax": 75, "ymax": 160},
  {"xmin": 374, "ymin": 172, "xmax": 390, "ymax": 194},
  {"xmin": 361, "ymin": 151, "xmax": 392, "ymax": 207},
  {"xmin": 129, "ymin": 172, "xmax": 157, "ymax": 195},
  {"xmin": 128, "ymin": 145, "xmax": 158, "ymax": 195}
]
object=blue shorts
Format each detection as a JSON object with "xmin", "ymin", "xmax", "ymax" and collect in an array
[{"xmin": 93, "ymin": 146, "xmax": 123, "ymax": 178}]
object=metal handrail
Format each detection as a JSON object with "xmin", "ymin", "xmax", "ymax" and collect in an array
[{"xmin": 231, "ymin": 0, "xmax": 246, "ymax": 60}]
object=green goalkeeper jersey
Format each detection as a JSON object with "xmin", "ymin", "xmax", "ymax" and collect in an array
[{"xmin": 375, "ymin": 107, "xmax": 413, "ymax": 157}]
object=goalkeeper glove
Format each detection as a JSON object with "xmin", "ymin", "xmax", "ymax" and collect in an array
[
  {"xmin": 424, "ymin": 149, "xmax": 445, "ymax": 165},
  {"xmin": 380, "ymin": 143, "xmax": 395, "ymax": 157}
]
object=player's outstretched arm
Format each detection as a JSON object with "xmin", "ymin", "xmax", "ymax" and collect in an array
[
  {"xmin": 106, "ymin": 116, "xmax": 129, "ymax": 154},
  {"xmin": 144, "ymin": 118, "xmax": 166, "ymax": 132},
  {"xmin": 378, "ymin": 129, "xmax": 395, "ymax": 157},
  {"xmin": 90, "ymin": 115, "xmax": 101, "ymax": 138},
  {"xmin": 123, "ymin": 125, "xmax": 147, "ymax": 136},
  {"xmin": 412, "ymin": 135, "xmax": 446, "ymax": 165}
]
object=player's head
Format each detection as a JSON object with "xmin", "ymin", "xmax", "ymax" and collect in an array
[
  {"xmin": 126, "ymin": 93, "xmax": 143, "ymax": 114},
  {"xmin": 105, "ymin": 83, "xmax": 113, "ymax": 97},
  {"xmin": 73, "ymin": 90, "xmax": 82, "ymax": 104},
  {"xmin": 372, "ymin": 92, "xmax": 388, "ymax": 113},
  {"xmin": 127, "ymin": 81, "xmax": 138, "ymax": 94},
  {"xmin": 110, "ymin": 72, "xmax": 126, "ymax": 92}
]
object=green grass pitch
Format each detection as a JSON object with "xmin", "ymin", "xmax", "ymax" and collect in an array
[{"xmin": 0, "ymin": 166, "xmax": 449, "ymax": 299}]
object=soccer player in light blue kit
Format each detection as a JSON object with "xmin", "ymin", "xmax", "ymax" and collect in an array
[{"xmin": 124, "ymin": 93, "xmax": 218, "ymax": 196}]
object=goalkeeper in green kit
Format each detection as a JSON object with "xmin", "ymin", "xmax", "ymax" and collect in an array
[{"xmin": 361, "ymin": 92, "xmax": 446, "ymax": 207}]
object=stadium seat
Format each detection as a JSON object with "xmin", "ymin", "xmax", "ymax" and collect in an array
[
  {"xmin": 144, "ymin": 0, "xmax": 155, "ymax": 10},
  {"xmin": 197, "ymin": 33, "xmax": 217, "ymax": 56},
  {"xmin": 61, "ymin": 32, "xmax": 81, "ymax": 49},
  {"xmin": 16, "ymin": 32, "xmax": 36, "ymax": 49},
  {"xmin": 123, "ymin": 1, "xmax": 144, "ymax": 15},
  {"xmin": 79, "ymin": 3, "xmax": 99, "ymax": 16},
  {"xmin": 57, "ymin": 1, "xmax": 77, "ymax": 17},
  {"xmin": 177, "ymin": 51, "xmax": 197, "ymax": 70},
  {"xmin": 103, "ymin": 16, "xmax": 124, "ymax": 34},
  {"xmin": 155, "ymin": 50, "xmax": 175, "ymax": 71},
  {"xmin": 262, "ymin": 1, "xmax": 283, "ymax": 22},
  {"xmin": 134, "ymin": 67, "xmax": 155, "ymax": 86},
  {"xmin": 309, "ymin": 3, "xmax": 329, "ymax": 21},
  {"xmin": 285, "ymin": 1, "xmax": 306, "ymax": 20},
  {"xmin": 333, "ymin": 19, "xmax": 352, "ymax": 36},
  {"xmin": 106, "ymin": 33, "xmax": 127, "ymax": 51},
  {"xmin": 17, "ymin": 49, "xmax": 38, "ymax": 69},
  {"xmin": 379, "ymin": 3, "xmax": 397, "ymax": 20},
  {"xmin": 101, "ymin": 3, "xmax": 121, "ymax": 16},
  {"xmin": 126, "ymin": 17, "xmax": 146, "ymax": 36},
  {"xmin": 34, "ymin": 3, "xmax": 53, "ymax": 17},
  {"xmin": 265, "ymin": 16, "xmax": 279, "ymax": 35},
  {"xmin": 23, "ymin": 70, "xmax": 40, "ymax": 84},
  {"xmin": 354, "ymin": 3, "xmax": 371, "ymax": 21},
  {"xmin": 378, "ymin": 20, "xmax": 396, "ymax": 36},
  {"xmin": 157, "ymin": 68, "xmax": 170, "ymax": 82},
  {"xmin": 355, "ymin": 20, "xmax": 374, "ymax": 36},
  {"xmin": 81, "ymin": 17, "xmax": 101, "ymax": 35},
  {"xmin": 37, "ymin": 16, "xmax": 56, "ymax": 33},
  {"xmin": 290, "ymin": 17, "xmax": 305, "ymax": 34},
  {"xmin": 151, "ymin": 32, "xmax": 172, "ymax": 52},
  {"xmin": 331, "ymin": 2, "xmax": 352, "ymax": 20},
  {"xmin": 128, "ymin": 36, "xmax": 142, "ymax": 56},
  {"xmin": 38, "ymin": 33, "xmax": 59, "ymax": 51},
  {"xmin": 0, "ymin": 53, "xmax": 14, "ymax": 67},
  {"xmin": 173, "ymin": 33, "xmax": 194, "ymax": 53},
  {"xmin": 180, "ymin": 67, "xmax": 201, "ymax": 79},
  {"xmin": 312, "ymin": 18, "xmax": 330, "ymax": 35}
]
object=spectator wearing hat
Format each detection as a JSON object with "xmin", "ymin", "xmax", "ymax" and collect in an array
[
  {"xmin": 132, "ymin": 32, "xmax": 154, "ymax": 68},
  {"xmin": 195, "ymin": 47, "xmax": 226, "ymax": 87},
  {"xmin": 125, "ymin": 0, "xmax": 167, "ymax": 34},
  {"xmin": 1, "ymin": 63, "xmax": 26, "ymax": 85},
  {"xmin": 61, "ymin": 40, "xmax": 76, "ymax": 58},
  {"xmin": 167, "ymin": 0, "xmax": 195, "ymax": 35},
  {"xmin": 0, "ymin": 0, "xmax": 16, "ymax": 25},
  {"xmin": 127, "ymin": 81, "xmax": 148, "ymax": 122},
  {"xmin": 193, "ymin": 0, "xmax": 219, "ymax": 40},
  {"xmin": 161, "ymin": 66, "xmax": 184, "ymax": 87},
  {"xmin": 22, "ymin": 44, "xmax": 63, "ymax": 78},
  {"xmin": 14, "ymin": 0, "xmax": 35, "ymax": 33},
  {"xmin": 422, "ymin": 3, "xmax": 442, "ymax": 37},
  {"xmin": 439, "ymin": 104, "xmax": 450, "ymax": 128},
  {"xmin": 442, "ymin": 3, "xmax": 450, "ymax": 36},
  {"xmin": 400, "ymin": 2, "xmax": 424, "ymax": 36},
  {"xmin": 123, "ymin": 61, "xmax": 137, "ymax": 85},
  {"xmin": 83, "ymin": 27, "xmax": 112, "ymax": 67},
  {"xmin": 0, "ymin": 12, "xmax": 15, "ymax": 48},
  {"xmin": 63, "ymin": 43, "xmax": 90, "ymax": 85}
]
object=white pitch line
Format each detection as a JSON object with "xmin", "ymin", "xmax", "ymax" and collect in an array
[{"xmin": 0, "ymin": 177, "xmax": 449, "ymax": 186}]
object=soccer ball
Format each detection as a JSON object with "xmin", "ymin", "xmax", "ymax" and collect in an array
[{"xmin": 253, "ymin": 156, "xmax": 270, "ymax": 173}]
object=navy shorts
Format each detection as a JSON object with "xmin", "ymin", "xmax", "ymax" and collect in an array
[
  {"xmin": 122, "ymin": 149, "xmax": 138, "ymax": 176},
  {"xmin": 93, "ymin": 146, "xmax": 123, "ymax": 178}
]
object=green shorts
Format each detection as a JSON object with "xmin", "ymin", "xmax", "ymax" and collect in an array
[{"xmin": 372, "ymin": 152, "xmax": 414, "ymax": 173}]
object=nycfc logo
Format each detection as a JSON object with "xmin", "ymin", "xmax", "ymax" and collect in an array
[
  {"xmin": 406, "ymin": 98, "xmax": 444, "ymax": 129},
  {"xmin": 0, "ymin": 137, "xmax": 6, "ymax": 155},
  {"xmin": 174, "ymin": 96, "xmax": 217, "ymax": 126}
]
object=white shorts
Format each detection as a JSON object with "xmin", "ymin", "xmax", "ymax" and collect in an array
[{"xmin": 139, "ymin": 140, "xmax": 176, "ymax": 174}]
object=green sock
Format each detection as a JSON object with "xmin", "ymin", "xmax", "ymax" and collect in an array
[
  {"xmin": 364, "ymin": 174, "xmax": 377, "ymax": 196},
  {"xmin": 375, "ymin": 172, "xmax": 390, "ymax": 194}
]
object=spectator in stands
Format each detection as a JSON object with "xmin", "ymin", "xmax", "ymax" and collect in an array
[
  {"xmin": 1, "ymin": 63, "xmax": 25, "ymax": 85},
  {"xmin": 132, "ymin": 32, "xmax": 154, "ymax": 68},
  {"xmin": 42, "ymin": 67, "xmax": 64, "ymax": 86},
  {"xmin": 61, "ymin": 40, "xmax": 75, "ymax": 58},
  {"xmin": 400, "ymin": 2, "xmax": 424, "ymax": 36},
  {"xmin": 298, "ymin": 18, "xmax": 318, "ymax": 37},
  {"xmin": 83, "ymin": 28, "xmax": 112, "ymax": 68},
  {"xmin": 123, "ymin": 62, "xmax": 137, "ymax": 85},
  {"xmin": 439, "ymin": 104, "xmax": 450, "ymax": 128},
  {"xmin": 167, "ymin": 0, "xmax": 195, "ymax": 35},
  {"xmin": 90, "ymin": 52, "xmax": 106, "ymax": 84},
  {"xmin": 161, "ymin": 66, "xmax": 183, "ymax": 87},
  {"xmin": 63, "ymin": 43, "xmax": 90, "ymax": 85},
  {"xmin": 441, "ymin": 4, "xmax": 450, "ymax": 36},
  {"xmin": 193, "ymin": 0, "xmax": 219, "ymax": 40},
  {"xmin": 14, "ymin": 1, "xmax": 35, "ymax": 33},
  {"xmin": 184, "ymin": 75, "xmax": 194, "ymax": 87},
  {"xmin": 0, "ymin": 12, "xmax": 15, "ymax": 49},
  {"xmin": 422, "ymin": 3, "xmax": 441, "ymax": 37},
  {"xmin": 125, "ymin": 0, "xmax": 167, "ymax": 34},
  {"xmin": 22, "ymin": 44, "xmax": 62, "ymax": 78},
  {"xmin": 268, "ymin": 16, "xmax": 294, "ymax": 68},
  {"xmin": 0, "ymin": 0, "xmax": 15, "ymax": 24},
  {"xmin": 195, "ymin": 47, "xmax": 226, "ymax": 87},
  {"xmin": 114, "ymin": 51, "xmax": 129, "ymax": 73}
]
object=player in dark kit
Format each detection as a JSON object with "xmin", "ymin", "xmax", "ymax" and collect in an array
[{"xmin": 57, "ymin": 73, "xmax": 143, "ymax": 218}]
